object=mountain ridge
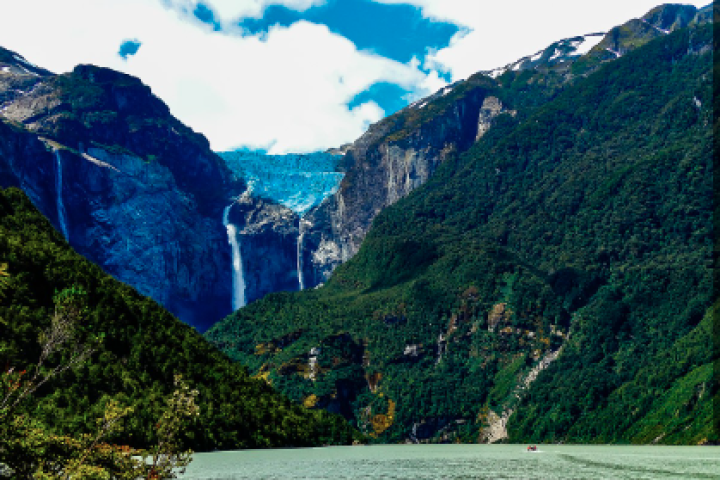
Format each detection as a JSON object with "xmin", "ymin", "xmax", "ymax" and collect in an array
[
  {"xmin": 295, "ymin": 2, "xmax": 713, "ymax": 291},
  {"xmin": 0, "ymin": 59, "xmax": 312, "ymax": 330}
]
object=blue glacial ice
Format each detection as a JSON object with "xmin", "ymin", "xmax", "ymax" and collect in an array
[{"xmin": 218, "ymin": 150, "xmax": 344, "ymax": 216}]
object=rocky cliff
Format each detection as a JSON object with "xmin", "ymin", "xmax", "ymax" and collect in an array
[
  {"xmin": 300, "ymin": 76, "xmax": 499, "ymax": 286},
  {"xmin": 0, "ymin": 50, "xmax": 295, "ymax": 331},
  {"xmin": 226, "ymin": 192, "xmax": 300, "ymax": 304},
  {"xmin": 298, "ymin": 3, "xmax": 712, "ymax": 288}
]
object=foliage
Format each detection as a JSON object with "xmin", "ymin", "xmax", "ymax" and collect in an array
[
  {"xmin": 208, "ymin": 25, "xmax": 714, "ymax": 444},
  {"xmin": 0, "ymin": 290, "xmax": 198, "ymax": 478},
  {"xmin": 0, "ymin": 263, "xmax": 8, "ymax": 297},
  {"xmin": 2, "ymin": 372, "xmax": 198, "ymax": 479},
  {"xmin": 140, "ymin": 375, "xmax": 199, "ymax": 479},
  {"xmin": 0, "ymin": 186, "xmax": 358, "ymax": 454}
]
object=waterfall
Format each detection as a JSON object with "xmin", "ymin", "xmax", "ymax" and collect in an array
[
  {"xmin": 297, "ymin": 218, "xmax": 305, "ymax": 291},
  {"xmin": 54, "ymin": 150, "xmax": 69, "ymax": 240},
  {"xmin": 223, "ymin": 205, "xmax": 246, "ymax": 310}
]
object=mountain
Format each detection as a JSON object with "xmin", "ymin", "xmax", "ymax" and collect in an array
[
  {"xmin": 0, "ymin": 50, "xmax": 301, "ymax": 331},
  {"xmin": 296, "ymin": 3, "xmax": 713, "ymax": 289},
  {"xmin": 0, "ymin": 186, "xmax": 356, "ymax": 451},
  {"xmin": 0, "ymin": 47, "xmax": 52, "ymax": 77},
  {"xmin": 483, "ymin": 3, "xmax": 702, "ymax": 79},
  {"xmin": 3, "ymin": 4, "xmax": 706, "ymax": 333},
  {"xmin": 207, "ymin": 8, "xmax": 715, "ymax": 444}
]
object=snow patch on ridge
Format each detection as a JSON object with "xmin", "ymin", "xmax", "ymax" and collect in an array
[
  {"xmin": 572, "ymin": 34, "xmax": 604, "ymax": 56},
  {"xmin": 641, "ymin": 18, "xmax": 670, "ymax": 34},
  {"xmin": 481, "ymin": 31, "xmax": 608, "ymax": 80},
  {"xmin": 13, "ymin": 53, "xmax": 37, "ymax": 68},
  {"xmin": 549, "ymin": 48, "xmax": 564, "ymax": 61}
]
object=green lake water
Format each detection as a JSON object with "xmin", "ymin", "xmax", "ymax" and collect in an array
[{"xmin": 180, "ymin": 444, "xmax": 720, "ymax": 479}]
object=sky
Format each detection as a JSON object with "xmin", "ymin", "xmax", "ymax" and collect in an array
[{"xmin": 0, "ymin": 0, "xmax": 709, "ymax": 154}]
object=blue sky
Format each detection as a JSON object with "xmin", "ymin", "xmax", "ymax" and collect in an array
[
  {"xmin": 0, "ymin": 0, "xmax": 710, "ymax": 153},
  {"xmin": 194, "ymin": 0, "xmax": 459, "ymax": 118},
  {"xmin": 234, "ymin": 0, "xmax": 460, "ymax": 65}
]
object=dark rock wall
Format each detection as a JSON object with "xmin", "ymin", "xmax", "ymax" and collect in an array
[
  {"xmin": 300, "ymin": 81, "xmax": 492, "ymax": 286},
  {"xmin": 0, "ymin": 62, "xmax": 298, "ymax": 331},
  {"xmin": 228, "ymin": 194, "xmax": 300, "ymax": 304}
]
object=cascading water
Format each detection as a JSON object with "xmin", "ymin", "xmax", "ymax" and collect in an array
[
  {"xmin": 223, "ymin": 205, "xmax": 247, "ymax": 310},
  {"xmin": 219, "ymin": 150, "xmax": 344, "ymax": 295},
  {"xmin": 297, "ymin": 218, "xmax": 306, "ymax": 291},
  {"xmin": 54, "ymin": 149, "xmax": 69, "ymax": 240}
]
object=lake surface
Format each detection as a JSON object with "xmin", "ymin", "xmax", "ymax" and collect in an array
[{"xmin": 180, "ymin": 444, "xmax": 720, "ymax": 479}]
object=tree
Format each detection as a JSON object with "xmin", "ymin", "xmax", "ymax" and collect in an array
[{"xmin": 0, "ymin": 287, "xmax": 199, "ymax": 479}]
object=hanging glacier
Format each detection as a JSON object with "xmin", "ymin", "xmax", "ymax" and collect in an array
[{"xmin": 219, "ymin": 151, "xmax": 344, "ymax": 216}]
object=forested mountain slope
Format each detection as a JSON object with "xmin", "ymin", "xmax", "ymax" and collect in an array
[
  {"xmin": 296, "ymin": 3, "xmax": 713, "ymax": 289},
  {"xmin": 207, "ymin": 22, "xmax": 715, "ymax": 444},
  {"xmin": 0, "ymin": 187, "xmax": 356, "ymax": 450}
]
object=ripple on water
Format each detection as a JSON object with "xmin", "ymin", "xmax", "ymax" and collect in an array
[{"xmin": 180, "ymin": 444, "xmax": 720, "ymax": 480}]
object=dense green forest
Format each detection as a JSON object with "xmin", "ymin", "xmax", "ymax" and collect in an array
[
  {"xmin": 0, "ymin": 187, "xmax": 357, "ymax": 451},
  {"xmin": 207, "ymin": 23, "xmax": 716, "ymax": 444}
]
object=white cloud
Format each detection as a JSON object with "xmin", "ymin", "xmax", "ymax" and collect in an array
[
  {"xmin": 0, "ymin": 0, "xmax": 430, "ymax": 153},
  {"xmin": 0, "ymin": 0, "xmax": 710, "ymax": 153},
  {"xmin": 375, "ymin": 0, "xmax": 711, "ymax": 81},
  {"xmin": 162, "ymin": 0, "xmax": 328, "ymax": 25},
  {"xmin": 210, "ymin": 0, "xmax": 327, "ymax": 21}
]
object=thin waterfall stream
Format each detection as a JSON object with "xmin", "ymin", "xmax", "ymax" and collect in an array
[
  {"xmin": 297, "ymin": 218, "xmax": 308, "ymax": 291},
  {"xmin": 54, "ymin": 149, "xmax": 69, "ymax": 240},
  {"xmin": 223, "ymin": 205, "xmax": 247, "ymax": 310}
]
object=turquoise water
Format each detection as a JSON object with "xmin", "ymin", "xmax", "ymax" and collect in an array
[{"xmin": 180, "ymin": 444, "xmax": 720, "ymax": 479}]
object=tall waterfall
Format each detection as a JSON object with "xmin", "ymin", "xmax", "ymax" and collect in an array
[
  {"xmin": 54, "ymin": 150, "xmax": 69, "ymax": 239},
  {"xmin": 223, "ymin": 205, "xmax": 246, "ymax": 310},
  {"xmin": 297, "ymin": 219, "xmax": 306, "ymax": 291}
]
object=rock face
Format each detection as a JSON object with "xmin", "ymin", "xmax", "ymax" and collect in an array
[
  {"xmin": 53, "ymin": 146, "xmax": 234, "ymax": 330},
  {"xmin": 300, "ymin": 76, "xmax": 497, "ymax": 286},
  {"xmin": 0, "ymin": 50, "xmax": 295, "ymax": 331},
  {"xmin": 476, "ymin": 96, "xmax": 515, "ymax": 141},
  {"xmin": 226, "ymin": 193, "xmax": 300, "ymax": 304},
  {"xmin": 478, "ymin": 347, "xmax": 564, "ymax": 444}
]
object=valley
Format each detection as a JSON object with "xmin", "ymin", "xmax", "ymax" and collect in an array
[{"xmin": 0, "ymin": 3, "xmax": 715, "ymax": 477}]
